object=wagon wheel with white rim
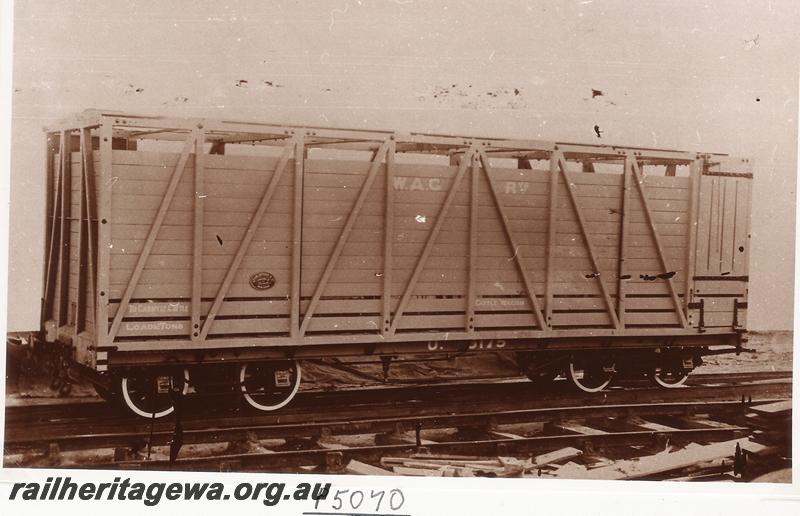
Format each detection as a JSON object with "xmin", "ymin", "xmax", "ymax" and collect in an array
[
  {"xmin": 567, "ymin": 359, "xmax": 615, "ymax": 393},
  {"xmin": 239, "ymin": 360, "xmax": 301, "ymax": 411},
  {"xmin": 651, "ymin": 367, "xmax": 690, "ymax": 388},
  {"xmin": 119, "ymin": 369, "xmax": 190, "ymax": 419}
]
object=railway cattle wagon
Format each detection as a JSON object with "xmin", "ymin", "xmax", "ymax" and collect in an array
[{"xmin": 38, "ymin": 110, "xmax": 753, "ymax": 417}]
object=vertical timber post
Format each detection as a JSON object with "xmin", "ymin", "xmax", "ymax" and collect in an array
[
  {"xmin": 545, "ymin": 151, "xmax": 559, "ymax": 327},
  {"xmin": 55, "ymin": 130, "xmax": 72, "ymax": 327},
  {"xmin": 97, "ymin": 119, "xmax": 113, "ymax": 347},
  {"xmin": 191, "ymin": 124, "xmax": 205, "ymax": 341},
  {"xmin": 382, "ymin": 138, "xmax": 395, "ymax": 336},
  {"xmin": 617, "ymin": 155, "xmax": 632, "ymax": 327},
  {"xmin": 42, "ymin": 132, "xmax": 58, "ymax": 326},
  {"xmin": 466, "ymin": 153, "xmax": 478, "ymax": 332},
  {"xmin": 74, "ymin": 128, "xmax": 88, "ymax": 336},
  {"xmin": 80, "ymin": 127, "xmax": 97, "ymax": 336},
  {"xmin": 685, "ymin": 158, "xmax": 702, "ymax": 317},
  {"xmin": 291, "ymin": 135, "xmax": 304, "ymax": 340}
]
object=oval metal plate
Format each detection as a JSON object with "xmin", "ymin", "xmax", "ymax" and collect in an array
[{"xmin": 249, "ymin": 272, "xmax": 276, "ymax": 291}]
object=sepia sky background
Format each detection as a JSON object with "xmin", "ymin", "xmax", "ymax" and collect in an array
[{"xmin": 5, "ymin": 0, "xmax": 799, "ymax": 331}]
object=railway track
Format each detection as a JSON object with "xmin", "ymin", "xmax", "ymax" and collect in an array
[
  {"xmin": 4, "ymin": 370, "xmax": 792, "ymax": 479},
  {"xmin": 5, "ymin": 398, "xmax": 770, "ymax": 457},
  {"xmin": 6, "ymin": 369, "xmax": 792, "ymax": 426}
]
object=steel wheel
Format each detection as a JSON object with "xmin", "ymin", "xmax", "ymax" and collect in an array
[
  {"xmin": 568, "ymin": 360, "xmax": 614, "ymax": 393},
  {"xmin": 651, "ymin": 368, "xmax": 689, "ymax": 388},
  {"xmin": 240, "ymin": 360, "xmax": 301, "ymax": 411},
  {"xmin": 120, "ymin": 369, "xmax": 189, "ymax": 419}
]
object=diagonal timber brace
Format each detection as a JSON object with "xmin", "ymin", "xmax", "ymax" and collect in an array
[
  {"xmin": 557, "ymin": 154, "xmax": 621, "ymax": 329},
  {"xmin": 478, "ymin": 148, "xmax": 547, "ymax": 330},
  {"xmin": 630, "ymin": 156, "xmax": 689, "ymax": 328},
  {"xmin": 389, "ymin": 145, "xmax": 477, "ymax": 335},
  {"xmin": 108, "ymin": 133, "xmax": 197, "ymax": 342},
  {"xmin": 199, "ymin": 138, "xmax": 297, "ymax": 340},
  {"xmin": 300, "ymin": 139, "xmax": 391, "ymax": 336}
]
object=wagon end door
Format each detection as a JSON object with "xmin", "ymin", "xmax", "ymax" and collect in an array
[{"xmin": 691, "ymin": 157, "xmax": 753, "ymax": 330}]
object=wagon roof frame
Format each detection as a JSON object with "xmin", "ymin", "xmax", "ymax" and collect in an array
[{"xmin": 44, "ymin": 109, "xmax": 751, "ymax": 169}]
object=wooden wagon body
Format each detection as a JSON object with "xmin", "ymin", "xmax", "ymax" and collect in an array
[{"xmin": 41, "ymin": 111, "xmax": 752, "ymax": 373}]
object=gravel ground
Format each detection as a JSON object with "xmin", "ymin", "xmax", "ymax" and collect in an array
[{"xmin": 695, "ymin": 331, "xmax": 793, "ymax": 374}]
